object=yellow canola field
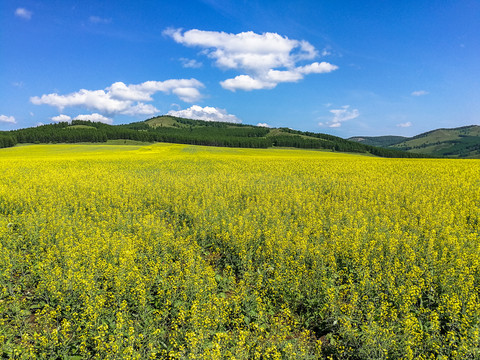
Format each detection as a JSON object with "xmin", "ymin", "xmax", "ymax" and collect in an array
[{"xmin": 1, "ymin": 143, "xmax": 480, "ymax": 359}]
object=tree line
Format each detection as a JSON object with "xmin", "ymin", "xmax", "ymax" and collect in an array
[
  {"xmin": 0, "ymin": 135, "xmax": 17, "ymax": 149},
  {"xmin": 0, "ymin": 119, "xmax": 430, "ymax": 158}
]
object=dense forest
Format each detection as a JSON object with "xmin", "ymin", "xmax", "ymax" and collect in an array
[
  {"xmin": 0, "ymin": 135, "xmax": 17, "ymax": 149},
  {"xmin": 0, "ymin": 116, "xmax": 429, "ymax": 158}
]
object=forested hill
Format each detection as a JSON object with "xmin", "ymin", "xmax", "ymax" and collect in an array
[
  {"xmin": 348, "ymin": 135, "xmax": 407, "ymax": 147},
  {"xmin": 350, "ymin": 125, "xmax": 480, "ymax": 158},
  {"xmin": 0, "ymin": 115, "xmax": 427, "ymax": 158}
]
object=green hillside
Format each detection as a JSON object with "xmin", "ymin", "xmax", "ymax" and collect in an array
[
  {"xmin": 348, "ymin": 135, "xmax": 407, "ymax": 147},
  {"xmin": 391, "ymin": 125, "xmax": 480, "ymax": 158},
  {"xmin": 0, "ymin": 115, "xmax": 427, "ymax": 158},
  {"xmin": 349, "ymin": 125, "xmax": 480, "ymax": 158}
]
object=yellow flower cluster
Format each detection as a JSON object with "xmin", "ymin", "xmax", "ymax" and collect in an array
[{"xmin": 1, "ymin": 143, "xmax": 480, "ymax": 359}]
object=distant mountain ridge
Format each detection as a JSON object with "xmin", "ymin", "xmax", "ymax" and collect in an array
[
  {"xmin": 349, "ymin": 125, "xmax": 480, "ymax": 158},
  {"xmin": 348, "ymin": 135, "xmax": 407, "ymax": 147}
]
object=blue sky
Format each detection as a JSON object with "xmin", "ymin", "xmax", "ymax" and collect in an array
[{"xmin": 2, "ymin": 0, "xmax": 479, "ymax": 137}]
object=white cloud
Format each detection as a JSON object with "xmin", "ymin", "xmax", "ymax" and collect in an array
[
  {"xmin": 397, "ymin": 121, "xmax": 412, "ymax": 128},
  {"xmin": 331, "ymin": 106, "xmax": 359, "ymax": 122},
  {"xmin": 329, "ymin": 106, "xmax": 359, "ymax": 127},
  {"xmin": 75, "ymin": 113, "xmax": 113, "ymax": 124},
  {"xmin": 32, "ymin": 89, "xmax": 133, "ymax": 113},
  {"xmin": 31, "ymin": 79, "xmax": 204, "ymax": 118},
  {"xmin": 266, "ymin": 69, "xmax": 303, "ymax": 83},
  {"xmin": 180, "ymin": 58, "xmax": 203, "ymax": 68},
  {"xmin": 15, "ymin": 8, "xmax": 32, "ymax": 20},
  {"xmin": 411, "ymin": 90, "xmax": 429, "ymax": 96},
  {"xmin": 107, "ymin": 82, "xmax": 153, "ymax": 101},
  {"xmin": 89, "ymin": 16, "xmax": 111, "ymax": 24},
  {"xmin": 171, "ymin": 86, "xmax": 202, "ymax": 103},
  {"xmin": 120, "ymin": 103, "xmax": 159, "ymax": 116},
  {"xmin": 51, "ymin": 113, "xmax": 113, "ymax": 124},
  {"xmin": 51, "ymin": 114, "xmax": 72, "ymax": 122},
  {"xmin": 329, "ymin": 122, "xmax": 342, "ymax": 128},
  {"xmin": 165, "ymin": 29, "xmax": 314, "ymax": 70},
  {"xmin": 166, "ymin": 29, "xmax": 338, "ymax": 91},
  {"xmin": 107, "ymin": 79, "xmax": 204, "ymax": 103},
  {"xmin": 0, "ymin": 115, "xmax": 16, "ymax": 124},
  {"xmin": 319, "ymin": 105, "xmax": 359, "ymax": 128},
  {"xmin": 220, "ymin": 75, "xmax": 274, "ymax": 91},
  {"xmin": 297, "ymin": 62, "xmax": 338, "ymax": 74},
  {"xmin": 257, "ymin": 123, "xmax": 270, "ymax": 127},
  {"xmin": 168, "ymin": 105, "xmax": 241, "ymax": 123}
]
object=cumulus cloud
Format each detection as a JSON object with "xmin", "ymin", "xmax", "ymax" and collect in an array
[
  {"xmin": 107, "ymin": 79, "xmax": 204, "ymax": 103},
  {"xmin": 51, "ymin": 114, "xmax": 72, "ymax": 122},
  {"xmin": 15, "ymin": 8, "xmax": 32, "ymax": 20},
  {"xmin": 120, "ymin": 103, "xmax": 159, "ymax": 116},
  {"xmin": 257, "ymin": 123, "xmax": 270, "ymax": 127},
  {"xmin": 31, "ymin": 79, "xmax": 204, "ymax": 118},
  {"xmin": 397, "ymin": 121, "xmax": 412, "ymax": 128},
  {"xmin": 32, "ymin": 89, "xmax": 135, "ymax": 114},
  {"xmin": 411, "ymin": 90, "xmax": 429, "ymax": 96},
  {"xmin": 165, "ymin": 29, "xmax": 338, "ymax": 91},
  {"xmin": 221, "ymin": 75, "xmax": 275, "ymax": 91},
  {"xmin": 319, "ymin": 105, "xmax": 359, "ymax": 128},
  {"xmin": 168, "ymin": 105, "xmax": 241, "ymax": 123},
  {"xmin": 0, "ymin": 115, "xmax": 16, "ymax": 124},
  {"xmin": 51, "ymin": 113, "xmax": 112, "ymax": 124},
  {"xmin": 75, "ymin": 113, "xmax": 113, "ymax": 124},
  {"xmin": 180, "ymin": 58, "xmax": 203, "ymax": 68},
  {"xmin": 297, "ymin": 62, "xmax": 338, "ymax": 74},
  {"xmin": 171, "ymin": 86, "xmax": 202, "ymax": 103}
]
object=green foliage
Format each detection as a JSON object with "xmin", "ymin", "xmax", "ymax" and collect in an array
[
  {"xmin": 5, "ymin": 116, "xmax": 430, "ymax": 158},
  {"xmin": 12, "ymin": 122, "xmax": 108, "ymax": 144},
  {"xmin": 0, "ymin": 134, "xmax": 17, "ymax": 148}
]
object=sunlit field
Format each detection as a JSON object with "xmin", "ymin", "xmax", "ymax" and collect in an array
[{"xmin": 1, "ymin": 143, "xmax": 480, "ymax": 359}]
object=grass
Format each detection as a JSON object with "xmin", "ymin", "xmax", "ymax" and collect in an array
[
  {"xmin": 66, "ymin": 125, "xmax": 98, "ymax": 130},
  {"xmin": 145, "ymin": 116, "xmax": 187, "ymax": 128}
]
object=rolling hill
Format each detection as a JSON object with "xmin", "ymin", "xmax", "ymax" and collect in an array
[
  {"xmin": 348, "ymin": 135, "xmax": 407, "ymax": 147},
  {"xmin": 350, "ymin": 125, "xmax": 480, "ymax": 158},
  {"xmin": 0, "ymin": 115, "xmax": 427, "ymax": 158}
]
